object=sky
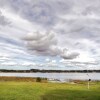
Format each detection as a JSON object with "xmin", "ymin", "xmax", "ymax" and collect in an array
[{"xmin": 0, "ymin": 0, "xmax": 100, "ymax": 70}]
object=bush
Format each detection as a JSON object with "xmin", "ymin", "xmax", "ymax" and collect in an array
[{"xmin": 36, "ymin": 77, "xmax": 41, "ymax": 82}]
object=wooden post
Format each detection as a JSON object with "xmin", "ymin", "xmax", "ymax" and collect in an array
[{"xmin": 88, "ymin": 81, "xmax": 89, "ymax": 89}]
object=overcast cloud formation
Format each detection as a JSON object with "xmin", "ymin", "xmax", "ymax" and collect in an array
[
  {"xmin": 0, "ymin": 11, "xmax": 10, "ymax": 26},
  {"xmin": 0, "ymin": 0, "xmax": 100, "ymax": 70},
  {"xmin": 23, "ymin": 31, "xmax": 79, "ymax": 59}
]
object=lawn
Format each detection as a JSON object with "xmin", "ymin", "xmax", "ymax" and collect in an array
[{"xmin": 0, "ymin": 81, "xmax": 100, "ymax": 100}]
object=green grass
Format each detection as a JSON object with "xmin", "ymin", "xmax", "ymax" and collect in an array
[{"xmin": 0, "ymin": 81, "xmax": 100, "ymax": 100}]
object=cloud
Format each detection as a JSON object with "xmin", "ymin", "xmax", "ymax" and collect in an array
[
  {"xmin": 0, "ymin": 35, "xmax": 23, "ymax": 47},
  {"xmin": 1, "ymin": 61, "xmax": 17, "ymax": 66},
  {"xmin": 23, "ymin": 31, "xmax": 79, "ymax": 59},
  {"xmin": 61, "ymin": 49, "xmax": 79, "ymax": 59},
  {"xmin": 0, "ymin": 0, "xmax": 57, "ymax": 27},
  {"xmin": 34, "ymin": 59, "xmax": 58, "ymax": 68},
  {"xmin": 20, "ymin": 61, "xmax": 36, "ymax": 66},
  {"xmin": 0, "ymin": 34, "xmax": 34, "ymax": 68},
  {"xmin": 23, "ymin": 31, "xmax": 59, "ymax": 56},
  {"xmin": 45, "ymin": 58, "xmax": 50, "ymax": 62},
  {"xmin": 0, "ymin": 10, "xmax": 10, "ymax": 26},
  {"xmin": 59, "ymin": 59, "xmax": 100, "ymax": 70},
  {"xmin": 0, "ymin": 0, "xmax": 74, "ymax": 28}
]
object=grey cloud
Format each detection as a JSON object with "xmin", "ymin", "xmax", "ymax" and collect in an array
[
  {"xmin": 1, "ymin": 0, "xmax": 100, "ymax": 29},
  {"xmin": 0, "ymin": 11, "xmax": 10, "ymax": 26},
  {"xmin": 23, "ymin": 31, "xmax": 79, "ymax": 59},
  {"xmin": 0, "ymin": 0, "xmax": 73, "ymax": 27},
  {"xmin": 0, "ymin": 35, "xmax": 23, "ymax": 47},
  {"xmin": 23, "ymin": 31, "xmax": 60, "ymax": 56},
  {"xmin": 0, "ymin": 0, "xmax": 56, "ymax": 27},
  {"xmin": 61, "ymin": 53, "xmax": 79, "ymax": 60},
  {"xmin": 61, "ymin": 49, "xmax": 79, "ymax": 59}
]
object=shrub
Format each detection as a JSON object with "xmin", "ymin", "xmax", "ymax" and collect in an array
[{"xmin": 36, "ymin": 77, "xmax": 41, "ymax": 82}]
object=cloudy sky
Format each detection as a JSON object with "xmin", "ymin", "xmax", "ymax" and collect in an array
[{"xmin": 0, "ymin": 0, "xmax": 100, "ymax": 70}]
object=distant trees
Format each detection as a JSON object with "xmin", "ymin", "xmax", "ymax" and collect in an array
[{"xmin": 0, "ymin": 69, "xmax": 100, "ymax": 73}]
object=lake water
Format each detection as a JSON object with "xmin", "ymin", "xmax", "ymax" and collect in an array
[{"xmin": 0, "ymin": 72, "xmax": 100, "ymax": 81}]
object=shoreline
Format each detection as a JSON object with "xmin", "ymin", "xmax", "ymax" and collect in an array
[
  {"xmin": 0, "ymin": 76, "xmax": 99, "ymax": 83},
  {"xmin": 0, "ymin": 76, "xmax": 47, "ymax": 82}
]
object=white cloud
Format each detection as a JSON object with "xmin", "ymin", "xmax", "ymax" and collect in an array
[
  {"xmin": 20, "ymin": 62, "xmax": 36, "ymax": 66},
  {"xmin": 1, "ymin": 61, "xmax": 17, "ymax": 66},
  {"xmin": 51, "ymin": 60, "xmax": 56, "ymax": 63},
  {"xmin": 45, "ymin": 58, "xmax": 50, "ymax": 62}
]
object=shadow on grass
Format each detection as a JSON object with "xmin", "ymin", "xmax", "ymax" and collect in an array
[{"xmin": 41, "ymin": 89, "xmax": 100, "ymax": 100}]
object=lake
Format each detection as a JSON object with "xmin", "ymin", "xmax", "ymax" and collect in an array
[{"xmin": 0, "ymin": 72, "xmax": 100, "ymax": 81}]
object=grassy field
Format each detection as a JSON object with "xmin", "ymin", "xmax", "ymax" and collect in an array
[{"xmin": 0, "ymin": 81, "xmax": 100, "ymax": 100}]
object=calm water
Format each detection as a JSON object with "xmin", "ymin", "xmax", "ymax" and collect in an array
[{"xmin": 0, "ymin": 72, "xmax": 100, "ymax": 81}]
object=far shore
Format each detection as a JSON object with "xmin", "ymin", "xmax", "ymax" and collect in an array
[{"xmin": 0, "ymin": 69, "xmax": 100, "ymax": 73}]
